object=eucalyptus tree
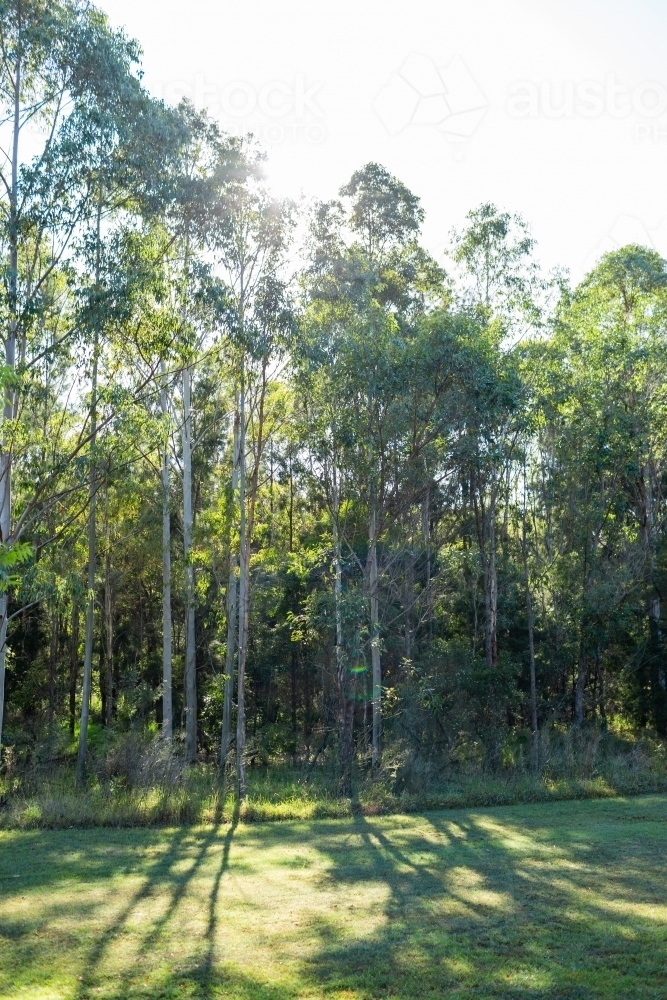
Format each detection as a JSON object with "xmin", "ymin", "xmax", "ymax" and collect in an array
[
  {"xmin": 96, "ymin": 224, "xmax": 180, "ymax": 739},
  {"xmin": 158, "ymin": 102, "xmax": 243, "ymax": 763},
  {"xmin": 293, "ymin": 294, "xmax": 359, "ymax": 791},
  {"xmin": 72, "ymin": 61, "xmax": 186, "ymax": 779},
  {"xmin": 0, "ymin": 0, "xmax": 181, "ymax": 751},
  {"xmin": 301, "ymin": 163, "xmax": 445, "ymax": 772},
  {"xmin": 533, "ymin": 246, "xmax": 667, "ymax": 727},
  {"xmin": 213, "ymin": 149, "xmax": 295, "ymax": 796},
  {"xmin": 449, "ymin": 204, "xmax": 541, "ymax": 674}
]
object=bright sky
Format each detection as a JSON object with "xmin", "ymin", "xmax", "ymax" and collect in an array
[{"xmin": 100, "ymin": 0, "xmax": 667, "ymax": 282}]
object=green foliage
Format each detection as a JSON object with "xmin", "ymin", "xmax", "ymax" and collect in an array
[{"xmin": 0, "ymin": 541, "xmax": 31, "ymax": 592}]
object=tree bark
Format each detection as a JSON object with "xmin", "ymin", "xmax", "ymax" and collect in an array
[
  {"xmin": 290, "ymin": 648, "xmax": 298, "ymax": 738},
  {"xmin": 160, "ymin": 366, "xmax": 173, "ymax": 741},
  {"xmin": 422, "ymin": 485, "xmax": 432, "ymax": 641},
  {"xmin": 76, "ymin": 326, "xmax": 98, "ymax": 782},
  {"xmin": 521, "ymin": 468, "xmax": 538, "ymax": 771},
  {"xmin": 220, "ymin": 409, "xmax": 240, "ymax": 766},
  {"xmin": 182, "ymin": 363, "xmax": 197, "ymax": 763},
  {"xmin": 236, "ymin": 357, "xmax": 268, "ymax": 799},
  {"xmin": 236, "ymin": 378, "xmax": 248, "ymax": 799},
  {"xmin": 649, "ymin": 595, "xmax": 667, "ymax": 735},
  {"xmin": 333, "ymin": 467, "xmax": 354, "ymax": 794},
  {"xmin": 104, "ymin": 547, "xmax": 113, "ymax": 727},
  {"xmin": 48, "ymin": 610, "xmax": 58, "ymax": 726},
  {"xmin": 575, "ymin": 646, "xmax": 587, "ymax": 727},
  {"xmin": 0, "ymin": 56, "xmax": 21, "ymax": 749},
  {"xmin": 474, "ymin": 479, "xmax": 498, "ymax": 671},
  {"xmin": 369, "ymin": 502, "xmax": 381, "ymax": 770},
  {"xmin": 526, "ymin": 584, "xmax": 538, "ymax": 771},
  {"xmin": 69, "ymin": 602, "xmax": 79, "ymax": 737},
  {"xmin": 486, "ymin": 507, "xmax": 498, "ymax": 668}
]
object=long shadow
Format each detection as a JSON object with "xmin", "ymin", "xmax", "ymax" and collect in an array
[
  {"xmin": 72, "ymin": 825, "xmax": 195, "ymax": 997},
  {"xmin": 301, "ymin": 811, "xmax": 509, "ymax": 997},
  {"xmin": 201, "ymin": 807, "xmax": 239, "ymax": 980},
  {"xmin": 90, "ymin": 806, "xmax": 240, "ymax": 1000},
  {"xmin": 299, "ymin": 800, "xmax": 667, "ymax": 999},
  {"xmin": 70, "ymin": 821, "xmax": 231, "ymax": 999}
]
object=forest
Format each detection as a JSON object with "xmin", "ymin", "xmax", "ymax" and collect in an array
[{"xmin": 2, "ymin": 0, "xmax": 667, "ymax": 814}]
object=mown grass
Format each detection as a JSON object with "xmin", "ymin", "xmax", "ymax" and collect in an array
[{"xmin": 1, "ymin": 795, "xmax": 666, "ymax": 999}]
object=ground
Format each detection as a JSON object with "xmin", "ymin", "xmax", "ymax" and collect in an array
[{"xmin": 1, "ymin": 795, "xmax": 666, "ymax": 999}]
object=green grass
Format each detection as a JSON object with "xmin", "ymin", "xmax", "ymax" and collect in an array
[{"xmin": 1, "ymin": 796, "xmax": 667, "ymax": 999}]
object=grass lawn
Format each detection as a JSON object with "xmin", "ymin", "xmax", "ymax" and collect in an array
[{"xmin": 1, "ymin": 796, "xmax": 666, "ymax": 999}]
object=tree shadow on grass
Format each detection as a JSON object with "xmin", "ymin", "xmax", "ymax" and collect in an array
[
  {"xmin": 298, "ymin": 802, "xmax": 667, "ymax": 999},
  {"xmin": 74, "ymin": 813, "xmax": 241, "ymax": 1000}
]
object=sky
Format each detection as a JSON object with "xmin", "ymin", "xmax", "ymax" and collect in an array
[{"xmin": 99, "ymin": 0, "xmax": 667, "ymax": 282}]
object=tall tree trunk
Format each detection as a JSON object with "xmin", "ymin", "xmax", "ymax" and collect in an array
[
  {"xmin": 405, "ymin": 531, "xmax": 414, "ymax": 661},
  {"xmin": 236, "ymin": 378, "xmax": 248, "ymax": 799},
  {"xmin": 160, "ymin": 366, "xmax": 173, "ymax": 741},
  {"xmin": 182, "ymin": 364, "xmax": 197, "ymax": 763},
  {"xmin": 641, "ymin": 465, "xmax": 667, "ymax": 733},
  {"xmin": 236, "ymin": 357, "xmax": 268, "ymax": 798},
  {"xmin": 220, "ymin": 409, "xmax": 240, "ymax": 766},
  {"xmin": 104, "ymin": 548, "xmax": 113, "ymax": 727},
  {"xmin": 48, "ymin": 610, "xmax": 58, "ymax": 726},
  {"xmin": 649, "ymin": 595, "xmax": 667, "ymax": 735},
  {"xmin": 527, "ymin": 584, "xmax": 538, "ymax": 770},
  {"xmin": 369, "ymin": 502, "xmax": 381, "ymax": 770},
  {"xmin": 475, "ymin": 481, "xmax": 498, "ymax": 671},
  {"xmin": 575, "ymin": 535, "xmax": 593, "ymax": 729},
  {"xmin": 522, "ymin": 468, "xmax": 538, "ymax": 771},
  {"xmin": 422, "ymin": 485, "xmax": 432, "ymax": 641},
  {"xmin": 290, "ymin": 642, "xmax": 298, "ymax": 755},
  {"xmin": 488, "ymin": 504, "xmax": 498, "ymax": 667},
  {"xmin": 333, "ymin": 468, "xmax": 354, "ymax": 794},
  {"xmin": 76, "ymin": 195, "xmax": 103, "ymax": 782},
  {"xmin": 69, "ymin": 602, "xmax": 79, "ymax": 737},
  {"xmin": 0, "ymin": 60, "xmax": 21, "ymax": 749},
  {"xmin": 76, "ymin": 336, "xmax": 99, "ymax": 781},
  {"xmin": 575, "ymin": 645, "xmax": 587, "ymax": 727}
]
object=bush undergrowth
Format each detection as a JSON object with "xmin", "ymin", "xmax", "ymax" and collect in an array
[{"xmin": 1, "ymin": 725, "xmax": 666, "ymax": 829}]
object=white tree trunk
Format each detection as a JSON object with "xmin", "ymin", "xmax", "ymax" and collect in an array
[
  {"xmin": 236, "ymin": 381, "xmax": 248, "ymax": 799},
  {"xmin": 422, "ymin": 486, "xmax": 432, "ymax": 640},
  {"xmin": 220, "ymin": 409, "xmax": 240, "ymax": 767},
  {"xmin": 527, "ymin": 583, "xmax": 538, "ymax": 770},
  {"xmin": 76, "ymin": 331, "xmax": 98, "ymax": 782},
  {"xmin": 182, "ymin": 364, "xmax": 197, "ymax": 762},
  {"xmin": 0, "ymin": 594, "xmax": 8, "ymax": 749},
  {"xmin": 369, "ymin": 503, "xmax": 381, "ymax": 770},
  {"xmin": 160, "ymin": 367, "xmax": 172, "ymax": 741},
  {"xmin": 0, "ymin": 69, "xmax": 20, "ymax": 750},
  {"xmin": 104, "ymin": 546, "xmax": 113, "ymax": 726},
  {"xmin": 333, "ymin": 467, "xmax": 354, "ymax": 792}
]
